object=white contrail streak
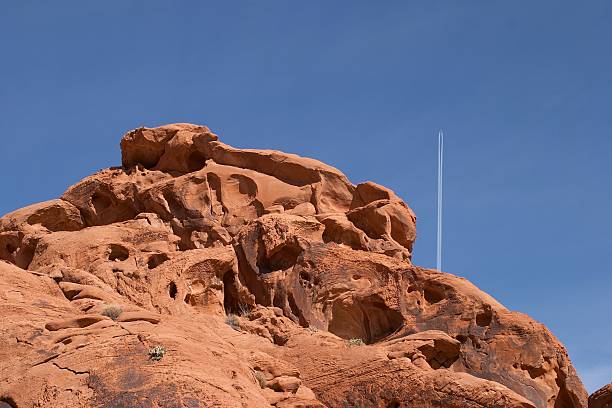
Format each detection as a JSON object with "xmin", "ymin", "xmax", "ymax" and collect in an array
[{"xmin": 437, "ymin": 130, "xmax": 444, "ymax": 271}]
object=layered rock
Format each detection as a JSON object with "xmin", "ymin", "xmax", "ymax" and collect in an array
[
  {"xmin": 590, "ymin": 384, "xmax": 612, "ymax": 408},
  {"xmin": 0, "ymin": 124, "xmax": 587, "ymax": 407}
]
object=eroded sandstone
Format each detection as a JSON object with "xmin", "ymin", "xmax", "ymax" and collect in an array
[
  {"xmin": 589, "ymin": 383, "xmax": 612, "ymax": 408},
  {"xmin": 0, "ymin": 124, "xmax": 589, "ymax": 407}
]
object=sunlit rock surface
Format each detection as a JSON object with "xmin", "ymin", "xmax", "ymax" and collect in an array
[{"xmin": 0, "ymin": 124, "xmax": 588, "ymax": 407}]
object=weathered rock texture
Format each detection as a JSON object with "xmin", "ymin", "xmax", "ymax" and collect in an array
[
  {"xmin": 589, "ymin": 384, "xmax": 612, "ymax": 408},
  {"xmin": 0, "ymin": 124, "xmax": 590, "ymax": 407}
]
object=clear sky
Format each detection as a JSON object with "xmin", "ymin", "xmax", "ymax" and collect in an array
[{"xmin": 1, "ymin": 1, "xmax": 610, "ymax": 393}]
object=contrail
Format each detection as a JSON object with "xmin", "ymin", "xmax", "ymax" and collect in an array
[{"xmin": 437, "ymin": 130, "xmax": 444, "ymax": 271}]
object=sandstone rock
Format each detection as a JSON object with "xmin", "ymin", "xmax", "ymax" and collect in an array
[
  {"xmin": 120, "ymin": 123, "xmax": 214, "ymax": 172},
  {"xmin": 0, "ymin": 261, "xmax": 270, "ymax": 408},
  {"xmin": 116, "ymin": 310, "xmax": 161, "ymax": 324},
  {"xmin": 268, "ymin": 376, "xmax": 302, "ymax": 393},
  {"xmin": 248, "ymin": 351, "xmax": 301, "ymax": 380},
  {"xmin": 295, "ymin": 385, "xmax": 318, "ymax": 400},
  {"xmin": 350, "ymin": 181, "xmax": 399, "ymax": 208},
  {"xmin": 0, "ymin": 199, "xmax": 84, "ymax": 270},
  {"xmin": 385, "ymin": 330, "xmax": 461, "ymax": 369},
  {"xmin": 347, "ymin": 198, "xmax": 416, "ymax": 252},
  {"xmin": 0, "ymin": 199, "xmax": 84, "ymax": 233},
  {"xmin": 590, "ymin": 383, "xmax": 612, "ymax": 408},
  {"xmin": 0, "ymin": 123, "xmax": 589, "ymax": 408},
  {"xmin": 44, "ymin": 315, "xmax": 110, "ymax": 331},
  {"xmin": 318, "ymin": 212, "xmax": 369, "ymax": 250},
  {"xmin": 276, "ymin": 397, "xmax": 326, "ymax": 408}
]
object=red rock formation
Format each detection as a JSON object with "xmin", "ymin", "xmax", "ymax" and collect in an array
[
  {"xmin": 0, "ymin": 124, "xmax": 588, "ymax": 407},
  {"xmin": 590, "ymin": 384, "xmax": 612, "ymax": 408}
]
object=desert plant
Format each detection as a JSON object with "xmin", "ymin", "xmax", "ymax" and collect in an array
[
  {"xmin": 148, "ymin": 345, "xmax": 166, "ymax": 361},
  {"xmin": 238, "ymin": 304, "xmax": 252, "ymax": 318},
  {"xmin": 101, "ymin": 305, "xmax": 123, "ymax": 321},
  {"xmin": 225, "ymin": 313, "xmax": 240, "ymax": 331},
  {"xmin": 346, "ymin": 338, "xmax": 365, "ymax": 347},
  {"xmin": 254, "ymin": 370, "xmax": 267, "ymax": 389}
]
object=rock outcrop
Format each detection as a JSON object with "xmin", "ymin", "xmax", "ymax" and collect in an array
[
  {"xmin": 590, "ymin": 384, "xmax": 612, "ymax": 408},
  {"xmin": 0, "ymin": 124, "xmax": 588, "ymax": 407}
]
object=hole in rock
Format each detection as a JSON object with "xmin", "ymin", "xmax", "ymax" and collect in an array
[
  {"xmin": 257, "ymin": 242, "xmax": 302, "ymax": 273},
  {"xmin": 455, "ymin": 334, "xmax": 468, "ymax": 343},
  {"xmin": 273, "ymin": 333, "xmax": 288, "ymax": 346},
  {"xmin": 423, "ymin": 286, "xmax": 445, "ymax": 304},
  {"xmin": 328, "ymin": 295, "xmax": 404, "ymax": 344},
  {"xmin": 147, "ymin": 253, "xmax": 169, "ymax": 269},
  {"xmin": 5, "ymin": 243, "xmax": 17, "ymax": 256},
  {"xmin": 521, "ymin": 364, "xmax": 547, "ymax": 379},
  {"xmin": 386, "ymin": 401, "xmax": 400, "ymax": 408},
  {"xmin": 322, "ymin": 223, "xmax": 364, "ymax": 251},
  {"xmin": 298, "ymin": 271, "xmax": 313, "ymax": 289},
  {"xmin": 476, "ymin": 308, "xmax": 493, "ymax": 327},
  {"xmin": 138, "ymin": 156, "xmax": 159, "ymax": 169},
  {"xmin": 222, "ymin": 270, "xmax": 241, "ymax": 314},
  {"xmin": 428, "ymin": 355, "xmax": 452, "ymax": 369},
  {"xmin": 168, "ymin": 281, "xmax": 178, "ymax": 299},
  {"xmin": 236, "ymin": 174, "xmax": 257, "ymax": 196},
  {"xmin": 15, "ymin": 244, "xmax": 36, "ymax": 270},
  {"xmin": 91, "ymin": 192, "xmax": 112, "ymax": 214},
  {"xmin": 108, "ymin": 244, "xmax": 129, "ymax": 261},
  {"xmin": 187, "ymin": 151, "xmax": 207, "ymax": 172},
  {"xmin": 422, "ymin": 340, "xmax": 461, "ymax": 369},
  {"xmin": 0, "ymin": 397, "xmax": 17, "ymax": 408}
]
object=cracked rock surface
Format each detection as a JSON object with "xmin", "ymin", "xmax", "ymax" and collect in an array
[{"xmin": 0, "ymin": 124, "xmax": 592, "ymax": 407}]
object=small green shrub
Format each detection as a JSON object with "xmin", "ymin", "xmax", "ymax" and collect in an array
[
  {"xmin": 254, "ymin": 370, "xmax": 267, "ymax": 389},
  {"xmin": 225, "ymin": 314, "xmax": 240, "ymax": 331},
  {"xmin": 148, "ymin": 345, "xmax": 166, "ymax": 361},
  {"xmin": 346, "ymin": 338, "xmax": 365, "ymax": 347},
  {"xmin": 101, "ymin": 305, "xmax": 123, "ymax": 321}
]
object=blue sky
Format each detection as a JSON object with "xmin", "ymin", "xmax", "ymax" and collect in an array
[{"xmin": 1, "ymin": 1, "xmax": 610, "ymax": 393}]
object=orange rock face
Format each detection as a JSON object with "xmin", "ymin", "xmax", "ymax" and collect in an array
[
  {"xmin": 589, "ymin": 384, "xmax": 612, "ymax": 408},
  {"xmin": 0, "ymin": 124, "xmax": 589, "ymax": 407}
]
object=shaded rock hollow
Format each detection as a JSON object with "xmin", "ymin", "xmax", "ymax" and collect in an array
[{"xmin": 0, "ymin": 123, "xmax": 591, "ymax": 407}]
